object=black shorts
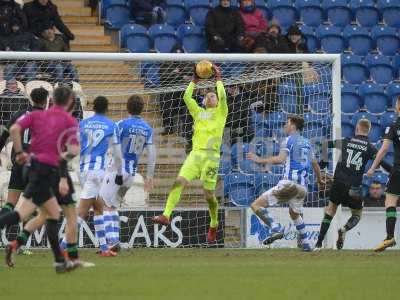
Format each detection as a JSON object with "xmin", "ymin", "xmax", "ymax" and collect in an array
[
  {"xmin": 23, "ymin": 160, "xmax": 75, "ymax": 207},
  {"xmin": 329, "ymin": 180, "xmax": 363, "ymax": 210},
  {"xmin": 386, "ymin": 169, "xmax": 400, "ymax": 197},
  {"xmin": 8, "ymin": 164, "xmax": 28, "ymax": 192}
]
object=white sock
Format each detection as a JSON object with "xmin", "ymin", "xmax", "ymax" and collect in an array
[
  {"xmin": 293, "ymin": 215, "xmax": 307, "ymax": 242},
  {"xmin": 110, "ymin": 210, "xmax": 120, "ymax": 245},
  {"xmin": 103, "ymin": 211, "xmax": 113, "ymax": 245},
  {"xmin": 93, "ymin": 215, "xmax": 108, "ymax": 252}
]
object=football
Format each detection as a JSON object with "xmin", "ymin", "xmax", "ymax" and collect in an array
[{"xmin": 195, "ymin": 60, "xmax": 214, "ymax": 79}]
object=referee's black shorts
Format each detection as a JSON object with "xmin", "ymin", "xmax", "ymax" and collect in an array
[
  {"xmin": 23, "ymin": 160, "xmax": 75, "ymax": 207},
  {"xmin": 386, "ymin": 168, "xmax": 400, "ymax": 197},
  {"xmin": 329, "ymin": 180, "xmax": 363, "ymax": 210}
]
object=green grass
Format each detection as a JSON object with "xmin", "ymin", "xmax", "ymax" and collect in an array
[{"xmin": 0, "ymin": 249, "xmax": 399, "ymax": 300}]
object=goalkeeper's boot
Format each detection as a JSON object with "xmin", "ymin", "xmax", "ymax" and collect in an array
[
  {"xmin": 336, "ymin": 229, "xmax": 346, "ymax": 250},
  {"xmin": 5, "ymin": 240, "xmax": 18, "ymax": 267},
  {"xmin": 99, "ymin": 250, "xmax": 117, "ymax": 257},
  {"xmin": 263, "ymin": 225, "xmax": 284, "ymax": 245},
  {"xmin": 207, "ymin": 226, "xmax": 217, "ymax": 243},
  {"xmin": 152, "ymin": 215, "xmax": 170, "ymax": 226},
  {"xmin": 374, "ymin": 238, "xmax": 396, "ymax": 252}
]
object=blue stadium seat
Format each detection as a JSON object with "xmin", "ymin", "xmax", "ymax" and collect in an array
[
  {"xmin": 341, "ymin": 83, "xmax": 362, "ymax": 113},
  {"xmin": 359, "ymin": 83, "xmax": 389, "ymax": 114},
  {"xmin": 373, "ymin": 171, "xmax": 389, "ymax": 184},
  {"xmin": 303, "ymin": 82, "xmax": 331, "ymax": 114},
  {"xmin": 177, "ymin": 24, "xmax": 206, "ymax": 53},
  {"xmin": 303, "ymin": 113, "xmax": 328, "ymax": 139},
  {"xmin": 141, "ymin": 62, "xmax": 160, "ymax": 87},
  {"xmin": 278, "ymin": 83, "xmax": 297, "ymax": 114},
  {"xmin": 387, "ymin": 82, "xmax": 400, "ymax": 107},
  {"xmin": 255, "ymin": 173, "xmax": 280, "ymax": 195},
  {"xmin": 316, "ymin": 25, "xmax": 345, "ymax": 53},
  {"xmin": 254, "ymin": 0, "xmax": 270, "ymax": 19},
  {"xmin": 166, "ymin": 0, "xmax": 186, "ymax": 27},
  {"xmin": 371, "ymin": 26, "xmax": 400, "ymax": 56},
  {"xmin": 342, "ymin": 54, "xmax": 369, "ymax": 83},
  {"xmin": 224, "ymin": 173, "xmax": 256, "ymax": 206},
  {"xmin": 299, "ymin": 25, "xmax": 319, "ymax": 52},
  {"xmin": 343, "ymin": 25, "xmax": 373, "ymax": 55},
  {"xmin": 123, "ymin": 24, "xmax": 151, "ymax": 52},
  {"xmin": 105, "ymin": 1, "xmax": 130, "ymax": 29},
  {"xmin": 350, "ymin": 0, "xmax": 380, "ymax": 28},
  {"xmin": 365, "ymin": 54, "xmax": 394, "ymax": 84},
  {"xmin": 352, "ymin": 112, "xmax": 383, "ymax": 142},
  {"xmin": 295, "ymin": 0, "xmax": 324, "ymax": 27},
  {"xmin": 269, "ymin": 0, "xmax": 299, "ymax": 29},
  {"xmin": 341, "ymin": 114, "xmax": 355, "ymax": 138},
  {"xmin": 352, "ymin": 111, "xmax": 380, "ymax": 125},
  {"xmin": 265, "ymin": 111, "xmax": 288, "ymax": 138},
  {"xmin": 186, "ymin": 0, "xmax": 210, "ymax": 26},
  {"xmin": 148, "ymin": 24, "xmax": 177, "ymax": 53},
  {"xmin": 323, "ymin": 0, "xmax": 352, "ymax": 27},
  {"xmin": 378, "ymin": 0, "xmax": 400, "ymax": 28},
  {"xmin": 219, "ymin": 159, "xmax": 232, "ymax": 176},
  {"xmin": 101, "ymin": 0, "xmax": 112, "ymax": 18},
  {"xmin": 211, "ymin": 0, "xmax": 239, "ymax": 7},
  {"xmin": 381, "ymin": 111, "xmax": 397, "ymax": 129}
]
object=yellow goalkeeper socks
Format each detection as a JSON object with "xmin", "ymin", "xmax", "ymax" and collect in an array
[
  {"xmin": 163, "ymin": 185, "xmax": 184, "ymax": 218},
  {"xmin": 208, "ymin": 197, "xmax": 219, "ymax": 228}
]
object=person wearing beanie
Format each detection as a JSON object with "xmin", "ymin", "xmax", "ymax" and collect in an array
[
  {"xmin": 205, "ymin": 0, "xmax": 245, "ymax": 53},
  {"xmin": 254, "ymin": 20, "xmax": 290, "ymax": 53},
  {"xmin": 287, "ymin": 24, "xmax": 309, "ymax": 54}
]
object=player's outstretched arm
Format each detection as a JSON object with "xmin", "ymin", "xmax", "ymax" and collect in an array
[
  {"xmin": 246, "ymin": 150, "xmax": 287, "ymax": 165},
  {"xmin": 312, "ymin": 159, "xmax": 325, "ymax": 186},
  {"xmin": 183, "ymin": 73, "xmax": 201, "ymax": 117},
  {"xmin": 370, "ymin": 145, "xmax": 392, "ymax": 173},
  {"xmin": 367, "ymin": 139, "xmax": 391, "ymax": 177},
  {"xmin": 213, "ymin": 64, "xmax": 228, "ymax": 115}
]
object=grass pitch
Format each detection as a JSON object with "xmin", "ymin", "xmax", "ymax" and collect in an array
[{"xmin": 0, "ymin": 249, "xmax": 399, "ymax": 300}]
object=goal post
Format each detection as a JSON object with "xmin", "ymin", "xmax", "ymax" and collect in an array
[{"xmin": 0, "ymin": 52, "xmax": 341, "ymax": 249}]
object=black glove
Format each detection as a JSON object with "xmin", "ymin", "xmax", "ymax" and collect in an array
[
  {"xmin": 115, "ymin": 175, "xmax": 123, "ymax": 186},
  {"xmin": 318, "ymin": 160, "xmax": 328, "ymax": 169}
]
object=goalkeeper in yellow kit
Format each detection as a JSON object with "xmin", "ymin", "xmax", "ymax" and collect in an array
[{"xmin": 152, "ymin": 64, "xmax": 227, "ymax": 243}]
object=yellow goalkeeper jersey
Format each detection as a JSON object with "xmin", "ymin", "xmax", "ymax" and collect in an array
[{"xmin": 183, "ymin": 81, "xmax": 228, "ymax": 153}]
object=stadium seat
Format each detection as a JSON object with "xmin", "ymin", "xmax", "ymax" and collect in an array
[
  {"xmin": 224, "ymin": 173, "xmax": 256, "ymax": 206},
  {"xmin": 105, "ymin": 1, "xmax": 130, "ymax": 29},
  {"xmin": 269, "ymin": 0, "xmax": 299, "ymax": 29},
  {"xmin": 255, "ymin": 173, "xmax": 280, "ymax": 195},
  {"xmin": 303, "ymin": 113, "xmax": 328, "ymax": 139},
  {"xmin": 299, "ymin": 25, "xmax": 319, "ymax": 53},
  {"xmin": 359, "ymin": 83, "xmax": 388, "ymax": 114},
  {"xmin": 177, "ymin": 24, "xmax": 206, "ymax": 53},
  {"xmin": 378, "ymin": 0, "xmax": 400, "ymax": 28},
  {"xmin": 341, "ymin": 114, "xmax": 355, "ymax": 138},
  {"xmin": 265, "ymin": 111, "xmax": 288, "ymax": 138},
  {"xmin": 140, "ymin": 62, "xmax": 160, "ymax": 87},
  {"xmin": 381, "ymin": 111, "xmax": 397, "ymax": 128},
  {"xmin": 316, "ymin": 25, "xmax": 345, "ymax": 53},
  {"xmin": 219, "ymin": 159, "xmax": 232, "ymax": 176},
  {"xmin": 365, "ymin": 54, "xmax": 394, "ymax": 84},
  {"xmin": 254, "ymin": 0, "xmax": 270, "ymax": 19},
  {"xmin": 304, "ymin": 82, "xmax": 331, "ymax": 114},
  {"xmin": 237, "ymin": 140, "xmax": 269, "ymax": 174},
  {"xmin": 352, "ymin": 111, "xmax": 380, "ymax": 125},
  {"xmin": 341, "ymin": 83, "xmax": 363, "ymax": 113},
  {"xmin": 352, "ymin": 112, "xmax": 383, "ymax": 142},
  {"xmin": 387, "ymin": 82, "xmax": 400, "ymax": 107},
  {"xmin": 123, "ymin": 24, "xmax": 151, "ymax": 53},
  {"xmin": 148, "ymin": 24, "xmax": 178, "ymax": 53},
  {"xmin": 25, "ymin": 80, "xmax": 53, "ymax": 97},
  {"xmin": 343, "ymin": 25, "xmax": 374, "ymax": 55},
  {"xmin": 166, "ymin": 0, "xmax": 186, "ymax": 27},
  {"xmin": 350, "ymin": 0, "xmax": 380, "ymax": 28},
  {"xmin": 295, "ymin": 0, "xmax": 324, "ymax": 27},
  {"xmin": 186, "ymin": 0, "xmax": 210, "ymax": 27},
  {"xmin": 101, "ymin": 0, "xmax": 112, "ymax": 18},
  {"xmin": 278, "ymin": 83, "xmax": 297, "ymax": 114},
  {"xmin": 231, "ymin": 143, "xmax": 250, "ymax": 170},
  {"xmin": 271, "ymin": 165, "xmax": 285, "ymax": 175},
  {"xmin": 323, "ymin": 0, "xmax": 352, "ymax": 27},
  {"xmin": 211, "ymin": 0, "xmax": 239, "ymax": 7},
  {"xmin": 371, "ymin": 26, "xmax": 400, "ymax": 56},
  {"xmin": 342, "ymin": 54, "xmax": 369, "ymax": 84}
]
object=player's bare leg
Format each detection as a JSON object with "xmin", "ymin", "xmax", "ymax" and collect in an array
[
  {"xmin": 152, "ymin": 177, "xmax": 188, "ymax": 226},
  {"xmin": 204, "ymin": 188, "xmax": 218, "ymax": 243},
  {"xmin": 289, "ymin": 208, "xmax": 311, "ymax": 252},
  {"xmin": 62, "ymin": 205, "xmax": 79, "ymax": 261},
  {"xmin": 314, "ymin": 201, "xmax": 338, "ymax": 251},
  {"xmin": 375, "ymin": 194, "xmax": 398, "ymax": 252},
  {"xmin": 251, "ymin": 196, "xmax": 284, "ymax": 245}
]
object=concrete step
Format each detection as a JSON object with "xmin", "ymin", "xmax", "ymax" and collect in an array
[
  {"xmin": 71, "ymin": 35, "xmax": 111, "ymax": 46},
  {"xmin": 67, "ymin": 24, "xmax": 104, "ymax": 36},
  {"xmin": 70, "ymin": 44, "xmax": 119, "ymax": 52},
  {"xmin": 78, "ymin": 74, "xmax": 140, "ymax": 82},
  {"xmin": 52, "ymin": 0, "xmax": 85, "ymax": 9},
  {"xmin": 59, "ymin": 7, "xmax": 92, "ymax": 17},
  {"xmin": 63, "ymin": 16, "xmax": 98, "ymax": 24}
]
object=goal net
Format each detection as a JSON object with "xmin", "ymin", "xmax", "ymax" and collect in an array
[{"xmin": 0, "ymin": 52, "xmax": 340, "ymax": 249}]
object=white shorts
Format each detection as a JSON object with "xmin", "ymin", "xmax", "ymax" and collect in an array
[
  {"xmin": 80, "ymin": 170, "xmax": 106, "ymax": 200},
  {"xmin": 261, "ymin": 180, "xmax": 306, "ymax": 214},
  {"xmin": 99, "ymin": 171, "xmax": 135, "ymax": 208}
]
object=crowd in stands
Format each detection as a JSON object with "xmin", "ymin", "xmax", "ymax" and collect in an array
[{"xmin": 0, "ymin": 0, "xmax": 77, "ymax": 84}]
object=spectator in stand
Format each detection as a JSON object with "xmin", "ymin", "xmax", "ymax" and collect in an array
[
  {"xmin": 254, "ymin": 20, "xmax": 290, "ymax": 53},
  {"xmin": 0, "ymin": 79, "xmax": 29, "ymax": 126},
  {"xmin": 286, "ymin": 24, "xmax": 308, "ymax": 54},
  {"xmin": 38, "ymin": 23, "xmax": 79, "ymax": 84},
  {"xmin": 23, "ymin": 0, "xmax": 75, "ymax": 42},
  {"xmin": 205, "ymin": 0, "xmax": 245, "ymax": 53},
  {"xmin": 131, "ymin": 0, "xmax": 166, "ymax": 27},
  {"xmin": 0, "ymin": 0, "xmax": 27, "ymax": 37},
  {"xmin": 3, "ymin": 19, "xmax": 39, "ymax": 83},
  {"xmin": 364, "ymin": 181, "xmax": 386, "ymax": 207},
  {"xmin": 239, "ymin": 0, "xmax": 267, "ymax": 52}
]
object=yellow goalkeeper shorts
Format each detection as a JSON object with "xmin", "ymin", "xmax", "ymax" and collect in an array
[{"xmin": 178, "ymin": 150, "xmax": 220, "ymax": 190}]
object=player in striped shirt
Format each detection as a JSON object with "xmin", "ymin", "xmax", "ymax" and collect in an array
[
  {"xmin": 99, "ymin": 95, "xmax": 155, "ymax": 248},
  {"xmin": 247, "ymin": 115, "xmax": 324, "ymax": 251}
]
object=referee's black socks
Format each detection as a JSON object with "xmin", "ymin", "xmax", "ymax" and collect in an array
[
  {"xmin": 386, "ymin": 207, "xmax": 397, "ymax": 240},
  {"xmin": 316, "ymin": 213, "xmax": 333, "ymax": 245},
  {"xmin": 46, "ymin": 219, "xmax": 64, "ymax": 263}
]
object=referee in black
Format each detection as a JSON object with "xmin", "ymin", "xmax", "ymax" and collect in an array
[
  {"xmin": 367, "ymin": 96, "xmax": 400, "ymax": 252},
  {"xmin": 0, "ymin": 87, "xmax": 48, "ymax": 217}
]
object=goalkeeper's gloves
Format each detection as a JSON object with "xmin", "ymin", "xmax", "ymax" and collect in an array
[
  {"xmin": 115, "ymin": 174, "xmax": 123, "ymax": 186},
  {"xmin": 212, "ymin": 64, "xmax": 221, "ymax": 81}
]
